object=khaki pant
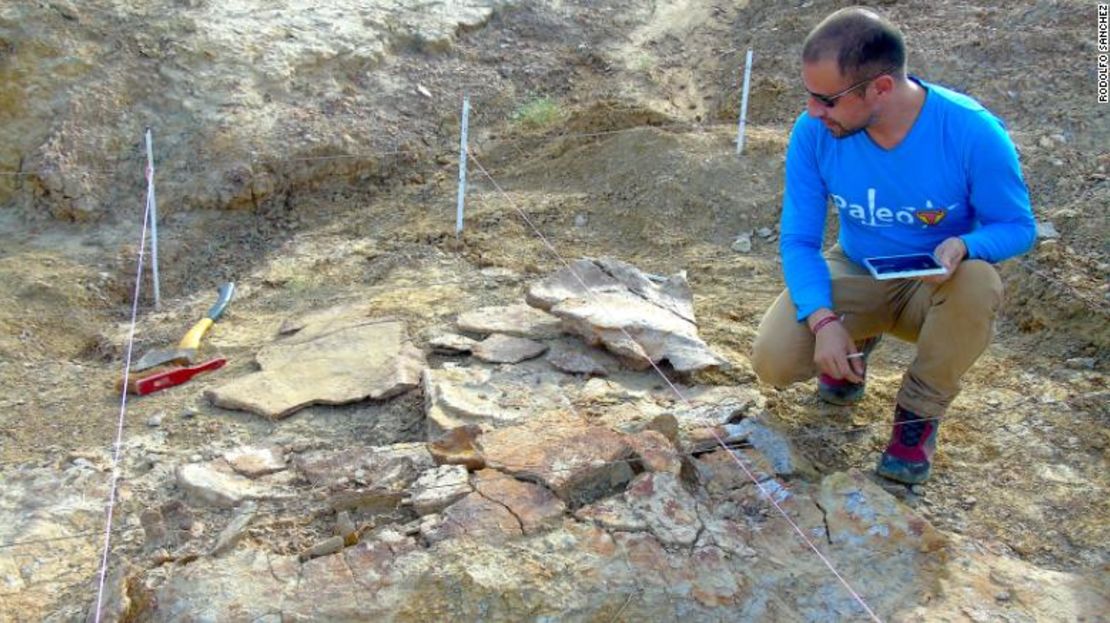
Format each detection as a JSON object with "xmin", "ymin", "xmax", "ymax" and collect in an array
[{"xmin": 751, "ymin": 247, "xmax": 1003, "ymax": 418}]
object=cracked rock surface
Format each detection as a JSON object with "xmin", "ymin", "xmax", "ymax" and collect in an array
[{"xmin": 527, "ymin": 257, "xmax": 728, "ymax": 373}]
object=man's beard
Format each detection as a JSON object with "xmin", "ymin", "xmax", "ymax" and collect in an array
[{"xmin": 825, "ymin": 112, "xmax": 876, "ymax": 139}]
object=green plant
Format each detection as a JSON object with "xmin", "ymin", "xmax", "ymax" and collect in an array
[{"xmin": 511, "ymin": 96, "xmax": 565, "ymax": 129}]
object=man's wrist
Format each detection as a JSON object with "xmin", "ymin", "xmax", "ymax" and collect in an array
[{"xmin": 807, "ymin": 308, "xmax": 839, "ymax": 334}]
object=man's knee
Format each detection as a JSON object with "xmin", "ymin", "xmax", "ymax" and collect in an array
[
  {"xmin": 945, "ymin": 260, "xmax": 1004, "ymax": 313},
  {"xmin": 751, "ymin": 336, "xmax": 807, "ymax": 387}
]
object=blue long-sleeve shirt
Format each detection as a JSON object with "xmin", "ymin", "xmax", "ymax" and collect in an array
[{"xmin": 780, "ymin": 78, "xmax": 1036, "ymax": 322}]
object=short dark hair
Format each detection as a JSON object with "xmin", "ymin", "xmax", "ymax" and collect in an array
[{"xmin": 802, "ymin": 7, "xmax": 906, "ymax": 81}]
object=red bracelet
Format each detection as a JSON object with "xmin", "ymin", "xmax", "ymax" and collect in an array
[{"xmin": 810, "ymin": 314, "xmax": 840, "ymax": 335}]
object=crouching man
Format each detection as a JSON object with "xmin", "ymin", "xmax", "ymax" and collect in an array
[{"xmin": 751, "ymin": 7, "xmax": 1035, "ymax": 484}]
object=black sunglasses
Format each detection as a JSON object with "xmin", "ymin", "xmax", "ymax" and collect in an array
[{"xmin": 806, "ymin": 69, "xmax": 895, "ymax": 108}]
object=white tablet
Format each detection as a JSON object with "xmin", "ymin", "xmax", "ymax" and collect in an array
[{"xmin": 863, "ymin": 253, "xmax": 948, "ymax": 280}]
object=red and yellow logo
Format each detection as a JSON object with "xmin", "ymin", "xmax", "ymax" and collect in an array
[{"xmin": 916, "ymin": 210, "xmax": 947, "ymax": 226}]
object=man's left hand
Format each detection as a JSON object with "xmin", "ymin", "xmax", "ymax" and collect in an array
[{"xmin": 921, "ymin": 237, "xmax": 967, "ymax": 284}]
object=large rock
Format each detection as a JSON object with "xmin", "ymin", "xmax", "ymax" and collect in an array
[
  {"xmin": 472, "ymin": 469, "xmax": 566, "ymax": 535},
  {"xmin": 818, "ymin": 471, "xmax": 947, "ymax": 556},
  {"xmin": 478, "ymin": 413, "xmax": 635, "ymax": 507},
  {"xmin": 419, "ymin": 492, "xmax": 522, "ymax": 544},
  {"xmin": 576, "ymin": 471, "xmax": 701, "ymax": 546},
  {"xmin": 207, "ymin": 310, "xmax": 424, "ymax": 419},
  {"xmin": 456, "ymin": 304, "xmax": 564, "ymax": 339},
  {"xmin": 526, "ymin": 257, "xmax": 726, "ymax": 372},
  {"xmin": 422, "ymin": 364, "xmax": 571, "ymax": 436},
  {"xmin": 143, "ymin": 475, "xmax": 1110, "ymax": 622}
]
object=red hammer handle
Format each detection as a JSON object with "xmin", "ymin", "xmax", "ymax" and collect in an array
[{"xmin": 133, "ymin": 358, "xmax": 227, "ymax": 396}]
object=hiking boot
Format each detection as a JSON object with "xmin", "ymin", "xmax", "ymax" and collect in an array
[
  {"xmin": 876, "ymin": 405, "xmax": 939, "ymax": 485},
  {"xmin": 817, "ymin": 336, "xmax": 882, "ymax": 406}
]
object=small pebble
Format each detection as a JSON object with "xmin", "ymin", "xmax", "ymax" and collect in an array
[
  {"xmin": 1064, "ymin": 357, "xmax": 1096, "ymax": 370},
  {"xmin": 995, "ymin": 590, "xmax": 1012, "ymax": 602},
  {"xmin": 189, "ymin": 454, "xmax": 203, "ymax": 463},
  {"xmin": 335, "ymin": 511, "xmax": 357, "ymax": 542},
  {"xmin": 731, "ymin": 233, "xmax": 753, "ymax": 253},
  {"xmin": 147, "ymin": 413, "xmax": 164, "ymax": 427},
  {"xmin": 909, "ymin": 484, "xmax": 926, "ymax": 495},
  {"xmin": 1035, "ymin": 221, "xmax": 1060, "ymax": 239},
  {"xmin": 299, "ymin": 535, "xmax": 344, "ymax": 561},
  {"xmin": 574, "ymin": 213, "xmax": 589, "ymax": 227},
  {"xmin": 182, "ymin": 408, "xmax": 198, "ymax": 419}
]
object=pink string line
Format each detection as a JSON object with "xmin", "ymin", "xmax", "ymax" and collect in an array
[
  {"xmin": 467, "ymin": 152, "xmax": 882, "ymax": 622},
  {"xmin": 91, "ymin": 176, "xmax": 152, "ymax": 622}
]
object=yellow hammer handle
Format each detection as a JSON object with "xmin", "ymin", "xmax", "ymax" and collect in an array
[{"xmin": 178, "ymin": 317, "xmax": 214, "ymax": 350}]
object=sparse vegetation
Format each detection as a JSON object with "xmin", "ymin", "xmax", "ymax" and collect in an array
[{"xmin": 511, "ymin": 96, "xmax": 566, "ymax": 129}]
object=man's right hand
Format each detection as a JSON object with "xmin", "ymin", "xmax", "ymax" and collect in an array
[{"xmin": 808, "ymin": 310, "xmax": 865, "ymax": 383}]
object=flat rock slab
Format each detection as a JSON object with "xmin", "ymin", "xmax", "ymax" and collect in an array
[
  {"xmin": 818, "ymin": 470, "xmax": 947, "ymax": 556},
  {"xmin": 408, "ymin": 465, "xmax": 471, "ymax": 516},
  {"xmin": 526, "ymin": 257, "xmax": 694, "ymax": 322},
  {"xmin": 550, "ymin": 292, "xmax": 726, "ymax": 372},
  {"xmin": 526, "ymin": 257, "xmax": 726, "ymax": 373},
  {"xmin": 456, "ymin": 304, "xmax": 564, "ymax": 339},
  {"xmin": 144, "ymin": 480, "xmax": 1110, "ymax": 622},
  {"xmin": 669, "ymin": 385, "xmax": 767, "ymax": 428},
  {"xmin": 420, "ymin": 492, "xmax": 522, "ymax": 544},
  {"xmin": 472, "ymin": 469, "xmax": 566, "ymax": 535},
  {"xmin": 422, "ymin": 364, "xmax": 571, "ymax": 436},
  {"xmin": 576, "ymin": 472, "xmax": 701, "ymax": 546},
  {"xmin": 207, "ymin": 312, "xmax": 424, "ymax": 419},
  {"xmin": 478, "ymin": 413, "xmax": 635, "ymax": 507},
  {"xmin": 472, "ymin": 334, "xmax": 548, "ymax": 363}
]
